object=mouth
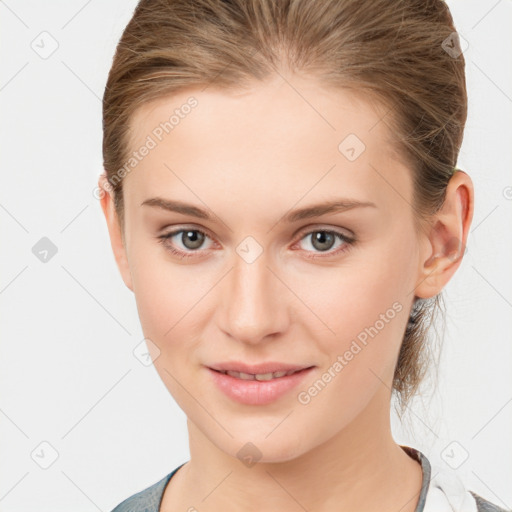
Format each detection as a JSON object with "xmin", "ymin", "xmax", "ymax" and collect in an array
[
  {"xmin": 207, "ymin": 361, "xmax": 315, "ymax": 380},
  {"xmin": 210, "ymin": 367, "xmax": 311, "ymax": 381},
  {"xmin": 206, "ymin": 363, "xmax": 316, "ymax": 405}
]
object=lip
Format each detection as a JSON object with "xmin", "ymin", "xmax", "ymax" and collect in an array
[{"xmin": 206, "ymin": 363, "xmax": 315, "ymax": 405}]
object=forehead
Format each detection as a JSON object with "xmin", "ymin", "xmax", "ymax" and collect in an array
[
  {"xmin": 123, "ymin": 75, "xmax": 411, "ymax": 218},
  {"xmin": 128, "ymin": 75, "xmax": 395, "ymax": 156}
]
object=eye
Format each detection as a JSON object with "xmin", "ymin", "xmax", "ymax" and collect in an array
[
  {"xmin": 293, "ymin": 228, "xmax": 355, "ymax": 259},
  {"xmin": 157, "ymin": 226, "xmax": 356, "ymax": 260},
  {"xmin": 157, "ymin": 228, "xmax": 214, "ymax": 259}
]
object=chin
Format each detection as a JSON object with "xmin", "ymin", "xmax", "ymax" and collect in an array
[{"xmin": 218, "ymin": 428, "xmax": 309, "ymax": 465}]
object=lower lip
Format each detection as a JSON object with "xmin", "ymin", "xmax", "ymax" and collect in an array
[{"xmin": 206, "ymin": 367, "xmax": 314, "ymax": 405}]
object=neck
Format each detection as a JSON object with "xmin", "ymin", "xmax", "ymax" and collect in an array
[{"xmin": 161, "ymin": 388, "xmax": 423, "ymax": 512}]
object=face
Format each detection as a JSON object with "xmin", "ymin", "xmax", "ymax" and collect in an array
[{"xmin": 102, "ymin": 74, "xmax": 430, "ymax": 463}]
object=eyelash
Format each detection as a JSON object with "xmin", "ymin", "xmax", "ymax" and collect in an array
[{"xmin": 157, "ymin": 227, "xmax": 356, "ymax": 261}]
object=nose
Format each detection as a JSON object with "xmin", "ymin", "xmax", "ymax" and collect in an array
[{"xmin": 217, "ymin": 248, "xmax": 290, "ymax": 346}]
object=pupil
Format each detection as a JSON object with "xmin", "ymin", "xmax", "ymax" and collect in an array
[
  {"xmin": 313, "ymin": 232, "xmax": 334, "ymax": 251},
  {"xmin": 183, "ymin": 230, "xmax": 204, "ymax": 249}
]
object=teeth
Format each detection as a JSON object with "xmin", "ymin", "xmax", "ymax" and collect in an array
[
  {"xmin": 255, "ymin": 372, "xmax": 275, "ymax": 381},
  {"xmin": 222, "ymin": 369, "xmax": 302, "ymax": 380}
]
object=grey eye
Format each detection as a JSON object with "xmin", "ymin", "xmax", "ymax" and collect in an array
[
  {"xmin": 309, "ymin": 231, "xmax": 336, "ymax": 252},
  {"xmin": 177, "ymin": 230, "xmax": 206, "ymax": 250}
]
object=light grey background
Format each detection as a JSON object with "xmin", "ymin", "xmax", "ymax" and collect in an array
[{"xmin": 1, "ymin": 1, "xmax": 511, "ymax": 511}]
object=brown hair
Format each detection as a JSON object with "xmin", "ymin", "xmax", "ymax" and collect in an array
[{"xmin": 102, "ymin": 0, "xmax": 467, "ymax": 416}]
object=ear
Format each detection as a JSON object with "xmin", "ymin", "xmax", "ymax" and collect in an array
[
  {"xmin": 414, "ymin": 170, "xmax": 474, "ymax": 299},
  {"xmin": 98, "ymin": 173, "xmax": 133, "ymax": 292}
]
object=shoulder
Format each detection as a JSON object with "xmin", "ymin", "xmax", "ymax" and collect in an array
[
  {"xmin": 470, "ymin": 491, "xmax": 511, "ymax": 512},
  {"xmin": 110, "ymin": 464, "xmax": 184, "ymax": 512}
]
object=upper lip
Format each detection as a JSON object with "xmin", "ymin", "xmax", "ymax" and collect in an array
[{"xmin": 207, "ymin": 361, "xmax": 314, "ymax": 374}]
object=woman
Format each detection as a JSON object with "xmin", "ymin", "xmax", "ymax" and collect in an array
[{"xmin": 98, "ymin": 0, "xmax": 508, "ymax": 511}]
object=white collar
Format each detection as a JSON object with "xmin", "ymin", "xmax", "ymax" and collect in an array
[
  {"xmin": 400, "ymin": 445, "xmax": 478, "ymax": 512},
  {"xmin": 423, "ymin": 463, "xmax": 478, "ymax": 512}
]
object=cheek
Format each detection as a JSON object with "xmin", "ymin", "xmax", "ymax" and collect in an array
[
  {"xmin": 129, "ymin": 250, "xmax": 210, "ymax": 404},
  {"xmin": 290, "ymin": 235, "xmax": 416, "ymax": 378},
  {"xmin": 128, "ymin": 246, "xmax": 228, "ymax": 400},
  {"xmin": 132, "ymin": 270, "xmax": 211, "ymax": 352},
  {"xmin": 290, "ymin": 264, "xmax": 411, "ymax": 429},
  {"xmin": 128, "ymin": 239, "xmax": 203, "ymax": 346}
]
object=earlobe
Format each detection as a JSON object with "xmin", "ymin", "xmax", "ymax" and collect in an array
[
  {"xmin": 98, "ymin": 173, "xmax": 134, "ymax": 292},
  {"xmin": 414, "ymin": 170, "xmax": 474, "ymax": 300}
]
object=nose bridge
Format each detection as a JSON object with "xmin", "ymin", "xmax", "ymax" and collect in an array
[{"xmin": 219, "ymin": 246, "xmax": 288, "ymax": 344}]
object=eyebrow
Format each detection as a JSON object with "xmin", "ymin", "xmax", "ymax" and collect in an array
[{"xmin": 140, "ymin": 197, "xmax": 377, "ymax": 223}]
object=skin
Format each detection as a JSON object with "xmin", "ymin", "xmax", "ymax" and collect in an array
[{"xmin": 99, "ymin": 72, "xmax": 473, "ymax": 512}]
